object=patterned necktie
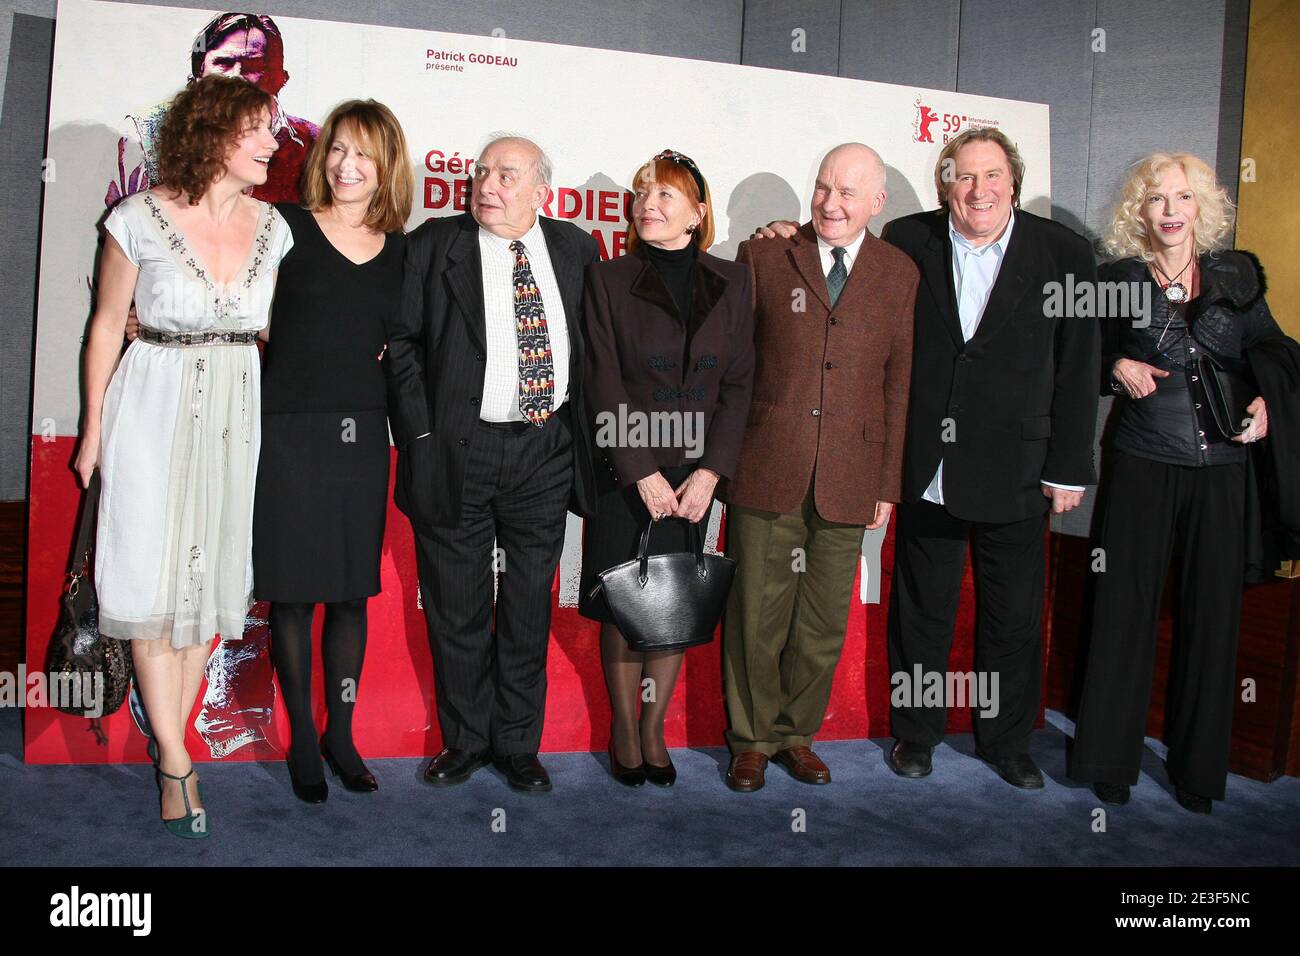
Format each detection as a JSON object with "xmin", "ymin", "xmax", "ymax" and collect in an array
[
  {"xmin": 827, "ymin": 246, "xmax": 848, "ymax": 306},
  {"xmin": 509, "ymin": 240, "xmax": 554, "ymax": 426}
]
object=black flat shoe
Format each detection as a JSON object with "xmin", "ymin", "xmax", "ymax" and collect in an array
[
  {"xmin": 1094, "ymin": 782, "xmax": 1131, "ymax": 805},
  {"xmin": 643, "ymin": 756, "xmax": 676, "ymax": 788},
  {"xmin": 321, "ymin": 738, "xmax": 378, "ymax": 793},
  {"xmin": 607, "ymin": 740, "xmax": 646, "ymax": 787},
  {"xmin": 888, "ymin": 739, "xmax": 933, "ymax": 778},
  {"xmin": 286, "ymin": 757, "xmax": 328, "ymax": 804},
  {"xmin": 1175, "ymin": 786, "xmax": 1212, "ymax": 814},
  {"xmin": 423, "ymin": 747, "xmax": 490, "ymax": 786},
  {"xmin": 976, "ymin": 749, "xmax": 1044, "ymax": 789},
  {"xmin": 494, "ymin": 753, "xmax": 552, "ymax": 793}
]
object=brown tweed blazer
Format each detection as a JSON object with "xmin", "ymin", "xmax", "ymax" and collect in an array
[{"xmin": 723, "ymin": 221, "xmax": 918, "ymax": 524}]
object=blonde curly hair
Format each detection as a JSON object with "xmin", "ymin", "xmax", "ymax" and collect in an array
[{"xmin": 1102, "ymin": 152, "xmax": 1235, "ymax": 261}]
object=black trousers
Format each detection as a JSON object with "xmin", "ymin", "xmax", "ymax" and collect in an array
[
  {"xmin": 888, "ymin": 499, "xmax": 1048, "ymax": 758},
  {"xmin": 412, "ymin": 410, "xmax": 574, "ymax": 756},
  {"xmin": 1070, "ymin": 452, "xmax": 1245, "ymax": 800}
]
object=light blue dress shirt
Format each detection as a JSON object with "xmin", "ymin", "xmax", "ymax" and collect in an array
[{"xmin": 922, "ymin": 212, "xmax": 1082, "ymax": 505}]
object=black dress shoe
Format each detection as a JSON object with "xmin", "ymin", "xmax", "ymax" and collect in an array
[
  {"xmin": 1094, "ymin": 782, "xmax": 1131, "ymax": 805},
  {"xmin": 495, "ymin": 753, "xmax": 552, "ymax": 793},
  {"xmin": 607, "ymin": 741, "xmax": 646, "ymax": 787},
  {"xmin": 423, "ymin": 747, "xmax": 490, "ymax": 786},
  {"xmin": 976, "ymin": 750, "xmax": 1044, "ymax": 789},
  {"xmin": 286, "ymin": 758, "xmax": 328, "ymax": 804},
  {"xmin": 321, "ymin": 738, "xmax": 379, "ymax": 793},
  {"xmin": 1175, "ymin": 786, "xmax": 1212, "ymax": 814},
  {"xmin": 643, "ymin": 755, "xmax": 676, "ymax": 788},
  {"xmin": 888, "ymin": 739, "xmax": 933, "ymax": 778}
]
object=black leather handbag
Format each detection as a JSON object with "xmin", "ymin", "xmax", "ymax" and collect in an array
[
  {"xmin": 45, "ymin": 473, "xmax": 134, "ymax": 718},
  {"xmin": 1197, "ymin": 351, "xmax": 1255, "ymax": 438},
  {"xmin": 591, "ymin": 519, "xmax": 736, "ymax": 652}
]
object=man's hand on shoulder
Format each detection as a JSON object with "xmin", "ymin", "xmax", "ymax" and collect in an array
[{"xmin": 750, "ymin": 220, "xmax": 799, "ymax": 240}]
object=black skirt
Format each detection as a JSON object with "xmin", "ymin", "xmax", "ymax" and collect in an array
[
  {"xmin": 578, "ymin": 463, "xmax": 716, "ymax": 622},
  {"xmin": 252, "ymin": 408, "xmax": 390, "ymax": 603}
]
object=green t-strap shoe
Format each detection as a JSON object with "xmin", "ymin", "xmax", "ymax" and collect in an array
[{"xmin": 157, "ymin": 766, "xmax": 210, "ymax": 840}]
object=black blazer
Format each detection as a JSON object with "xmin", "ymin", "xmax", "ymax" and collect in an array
[
  {"xmin": 384, "ymin": 212, "xmax": 601, "ymax": 528},
  {"xmin": 882, "ymin": 208, "xmax": 1101, "ymax": 523},
  {"xmin": 583, "ymin": 245, "xmax": 755, "ymax": 486}
]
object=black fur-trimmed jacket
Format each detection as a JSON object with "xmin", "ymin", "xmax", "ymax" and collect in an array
[{"xmin": 1100, "ymin": 250, "xmax": 1283, "ymax": 467}]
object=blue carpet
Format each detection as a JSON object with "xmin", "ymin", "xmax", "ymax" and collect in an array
[{"xmin": 2, "ymin": 708, "xmax": 1296, "ymax": 866}]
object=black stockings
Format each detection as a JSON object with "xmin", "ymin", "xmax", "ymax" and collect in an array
[{"xmin": 270, "ymin": 599, "xmax": 369, "ymax": 783}]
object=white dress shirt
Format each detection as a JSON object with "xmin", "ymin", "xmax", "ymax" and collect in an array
[
  {"xmin": 815, "ymin": 228, "xmax": 867, "ymax": 279},
  {"xmin": 477, "ymin": 217, "xmax": 570, "ymax": 422},
  {"xmin": 922, "ymin": 212, "xmax": 1083, "ymax": 505}
]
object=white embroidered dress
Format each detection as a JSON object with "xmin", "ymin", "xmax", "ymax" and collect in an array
[{"xmin": 97, "ymin": 190, "xmax": 293, "ymax": 648}]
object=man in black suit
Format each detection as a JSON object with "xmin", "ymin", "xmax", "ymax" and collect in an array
[
  {"xmin": 385, "ymin": 135, "xmax": 599, "ymax": 793},
  {"xmin": 881, "ymin": 128, "xmax": 1099, "ymax": 788}
]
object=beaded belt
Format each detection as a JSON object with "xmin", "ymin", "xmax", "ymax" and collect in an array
[{"xmin": 137, "ymin": 325, "xmax": 259, "ymax": 347}]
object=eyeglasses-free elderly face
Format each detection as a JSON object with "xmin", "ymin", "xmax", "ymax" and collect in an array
[{"xmin": 470, "ymin": 139, "xmax": 551, "ymax": 240}]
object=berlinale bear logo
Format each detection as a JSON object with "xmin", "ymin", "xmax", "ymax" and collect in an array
[{"xmin": 914, "ymin": 98, "xmax": 939, "ymax": 143}]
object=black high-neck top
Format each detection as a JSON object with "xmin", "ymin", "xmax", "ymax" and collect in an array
[{"xmin": 644, "ymin": 241, "xmax": 698, "ymax": 323}]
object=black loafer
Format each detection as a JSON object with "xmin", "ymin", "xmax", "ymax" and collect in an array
[
  {"xmin": 423, "ymin": 747, "xmax": 490, "ymax": 786},
  {"xmin": 888, "ymin": 739, "xmax": 933, "ymax": 778},
  {"xmin": 1175, "ymin": 786, "xmax": 1212, "ymax": 814},
  {"xmin": 1094, "ymin": 782, "xmax": 1131, "ymax": 805},
  {"xmin": 495, "ymin": 753, "xmax": 552, "ymax": 793},
  {"xmin": 976, "ymin": 750, "xmax": 1044, "ymax": 789}
]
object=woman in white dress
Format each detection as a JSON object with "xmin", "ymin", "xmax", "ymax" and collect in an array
[{"xmin": 74, "ymin": 75, "xmax": 294, "ymax": 838}]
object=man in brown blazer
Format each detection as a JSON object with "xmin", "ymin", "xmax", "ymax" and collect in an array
[{"xmin": 722, "ymin": 143, "xmax": 919, "ymax": 791}]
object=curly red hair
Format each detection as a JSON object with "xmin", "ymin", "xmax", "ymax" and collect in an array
[{"xmin": 154, "ymin": 74, "xmax": 275, "ymax": 204}]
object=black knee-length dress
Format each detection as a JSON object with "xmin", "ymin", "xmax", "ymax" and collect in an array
[{"xmin": 252, "ymin": 204, "xmax": 403, "ymax": 603}]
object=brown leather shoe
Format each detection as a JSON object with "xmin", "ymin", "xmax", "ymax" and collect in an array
[
  {"xmin": 773, "ymin": 746, "xmax": 831, "ymax": 784},
  {"xmin": 726, "ymin": 752, "xmax": 769, "ymax": 792}
]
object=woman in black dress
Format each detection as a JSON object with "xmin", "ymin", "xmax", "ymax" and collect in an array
[
  {"xmin": 580, "ymin": 150, "xmax": 755, "ymax": 786},
  {"xmin": 253, "ymin": 100, "xmax": 412, "ymax": 802}
]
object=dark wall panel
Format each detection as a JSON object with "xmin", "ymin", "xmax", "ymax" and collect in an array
[
  {"xmin": 741, "ymin": 0, "xmax": 841, "ymax": 75},
  {"xmin": 839, "ymin": 0, "xmax": 961, "ymax": 91}
]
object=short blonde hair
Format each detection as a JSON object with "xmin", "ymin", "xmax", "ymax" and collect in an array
[
  {"xmin": 1102, "ymin": 152, "xmax": 1234, "ymax": 261},
  {"xmin": 934, "ymin": 127, "xmax": 1025, "ymax": 209},
  {"xmin": 300, "ymin": 99, "xmax": 413, "ymax": 233}
]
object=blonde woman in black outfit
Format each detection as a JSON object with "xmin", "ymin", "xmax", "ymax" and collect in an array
[
  {"xmin": 252, "ymin": 101, "xmax": 412, "ymax": 802},
  {"xmin": 1070, "ymin": 152, "xmax": 1289, "ymax": 814}
]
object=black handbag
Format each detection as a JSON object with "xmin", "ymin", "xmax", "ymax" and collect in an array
[
  {"xmin": 591, "ymin": 519, "xmax": 736, "ymax": 652},
  {"xmin": 1197, "ymin": 351, "xmax": 1255, "ymax": 438},
  {"xmin": 45, "ymin": 472, "xmax": 134, "ymax": 719}
]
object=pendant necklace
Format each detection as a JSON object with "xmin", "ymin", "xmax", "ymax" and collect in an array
[{"xmin": 1151, "ymin": 254, "xmax": 1194, "ymax": 304}]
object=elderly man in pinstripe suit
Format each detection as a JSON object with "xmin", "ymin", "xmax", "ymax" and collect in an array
[{"xmin": 385, "ymin": 135, "xmax": 600, "ymax": 793}]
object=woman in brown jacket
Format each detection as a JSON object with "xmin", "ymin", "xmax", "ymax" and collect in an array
[{"xmin": 579, "ymin": 149, "xmax": 755, "ymax": 786}]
